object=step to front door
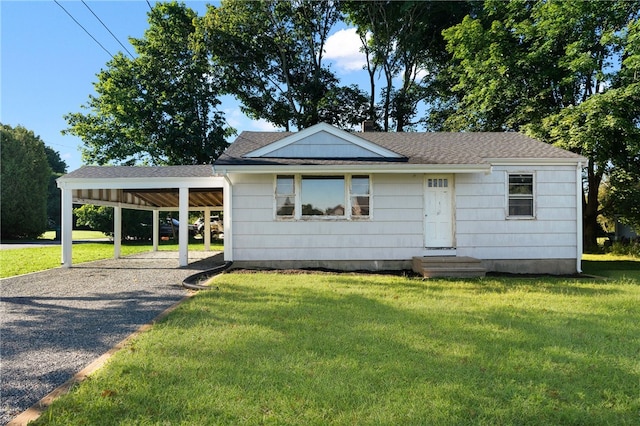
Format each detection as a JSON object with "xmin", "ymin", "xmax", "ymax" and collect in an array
[{"xmin": 412, "ymin": 256, "xmax": 486, "ymax": 278}]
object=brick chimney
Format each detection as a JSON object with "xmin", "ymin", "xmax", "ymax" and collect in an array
[{"xmin": 361, "ymin": 120, "xmax": 376, "ymax": 132}]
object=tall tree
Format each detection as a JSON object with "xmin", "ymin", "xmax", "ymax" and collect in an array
[
  {"xmin": 1, "ymin": 124, "xmax": 51, "ymax": 239},
  {"xmin": 64, "ymin": 1, "xmax": 231, "ymax": 165},
  {"xmin": 344, "ymin": 1, "xmax": 473, "ymax": 131},
  {"xmin": 44, "ymin": 146, "xmax": 68, "ymax": 227},
  {"xmin": 439, "ymin": 0, "xmax": 640, "ymax": 251},
  {"xmin": 202, "ymin": 0, "xmax": 368, "ymax": 130}
]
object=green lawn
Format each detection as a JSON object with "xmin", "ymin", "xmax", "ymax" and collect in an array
[
  {"xmin": 0, "ymin": 239, "xmax": 224, "ymax": 278},
  {"xmin": 31, "ymin": 258, "xmax": 640, "ymax": 425}
]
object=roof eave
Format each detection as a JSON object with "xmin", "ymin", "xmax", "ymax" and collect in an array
[
  {"xmin": 57, "ymin": 175, "xmax": 225, "ymax": 190},
  {"xmin": 213, "ymin": 163, "xmax": 492, "ymax": 175},
  {"xmin": 486, "ymin": 157, "xmax": 588, "ymax": 166}
]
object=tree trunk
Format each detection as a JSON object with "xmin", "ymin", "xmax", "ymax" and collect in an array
[{"xmin": 582, "ymin": 159, "xmax": 603, "ymax": 253}]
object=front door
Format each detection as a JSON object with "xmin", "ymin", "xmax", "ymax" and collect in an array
[{"xmin": 424, "ymin": 175, "xmax": 453, "ymax": 248}]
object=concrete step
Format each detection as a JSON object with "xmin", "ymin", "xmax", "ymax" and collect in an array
[{"xmin": 412, "ymin": 256, "xmax": 486, "ymax": 278}]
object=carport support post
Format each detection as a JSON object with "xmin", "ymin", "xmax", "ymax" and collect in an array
[
  {"xmin": 152, "ymin": 210, "xmax": 159, "ymax": 251},
  {"xmin": 114, "ymin": 205, "xmax": 122, "ymax": 259},
  {"xmin": 179, "ymin": 187, "xmax": 189, "ymax": 267},
  {"xmin": 61, "ymin": 188, "xmax": 73, "ymax": 267},
  {"xmin": 203, "ymin": 207, "xmax": 211, "ymax": 251}
]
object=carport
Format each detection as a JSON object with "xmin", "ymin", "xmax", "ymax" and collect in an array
[{"xmin": 56, "ymin": 165, "xmax": 224, "ymax": 267}]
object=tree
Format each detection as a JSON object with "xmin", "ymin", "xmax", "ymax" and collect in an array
[
  {"xmin": 1, "ymin": 124, "xmax": 51, "ymax": 239},
  {"xmin": 44, "ymin": 146, "xmax": 68, "ymax": 227},
  {"xmin": 439, "ymin": 0, "xmax": 640, "ymax": 251},
  {"xmin": 344, "ymin": 1, "xmax": 474, "ymax": 131},
  {"xmin": 202, "ymin": 0, "xmax": 369, "ymax": 130},
  {"xmin": 64, "ymin": 1, "xmax": 231, "ymax": 166}
]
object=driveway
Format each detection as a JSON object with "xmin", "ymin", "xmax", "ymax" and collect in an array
[{"xmin": 0, "ymin": 251, "xmax": 224, "ymax": 425}]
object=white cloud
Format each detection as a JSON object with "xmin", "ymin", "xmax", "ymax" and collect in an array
[{"xmin": 324, "ymin": 27, "xmax": 366, "ymax": 73}]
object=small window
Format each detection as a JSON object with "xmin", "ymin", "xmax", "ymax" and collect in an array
[
  {"xmin": 350, "ymin": 176, "xmax": 370, "ymax": 217},
  {"xmin": 301, "ymin": 176, "xmax": 345, "ymax": 216},
  {"xmin": 276, "ymin": 175, "xmax": 295, "ymax": 217},
  {"xmin": 427, "ymin": 178, "xmax": 448, "ymax": 188},
  {"xmin": 508, "ymin": 174, "xmax": 534, "ymax": 217}
]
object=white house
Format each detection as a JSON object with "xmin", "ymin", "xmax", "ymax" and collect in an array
[{"xmin": 213, "ymin": 123, "xmax": 587, "ymax": 275}]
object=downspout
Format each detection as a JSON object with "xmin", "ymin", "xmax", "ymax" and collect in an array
[{"xmin": 576, "ymin": 161, "xmax": 583, "ymax": 273}]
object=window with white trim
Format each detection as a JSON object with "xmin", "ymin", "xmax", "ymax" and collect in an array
[
  {"xmin": 508, "ymin": 173, "xmax": 534, "ymax": 217},
  {"xmin": 350, "ymin": 175, "xmax": 370, "ymax": 217},
  {"xmin": 275, "ymin": 175, "xmax": 370, "ymax": 219},
  {"xmin": 301, "ymin": 176, "xmax": 345, "ymax": 216},
  {"xmin": 275, "ymin": 175, "xmax": 295, "ymax": 217}
]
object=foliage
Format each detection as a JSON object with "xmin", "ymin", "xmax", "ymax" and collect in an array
[
  {"xmin": 0, "ymin": 124, "xmax": 51, "ymax": 239},
  {"xmin": 343, "ymin": 1, "xmax": 474, "ymax": 131},
  {"xmin": 32, "ymin": 269, "xmax": 640, "ymax": 425},
  {"xmin": 202, "ymin": 0, "xmax": 369, "ymax": 130},
  {"xmin": 74, "ymin": 204, "xmax": 156, "ymax": 240},
  {"xmin": 607, "ymin": 240, "xmax": 640, "ymax": 258},
  {"xmin": 439, "ymin": 0, "xmax": 640, "ymax": 252},
  {"xmin": 44, "ymin": 146, "xmax": 67, "ymax": 227},
  {"xmin": 64, "ymin": 1, "xmax": 232, "ymax": 166}
]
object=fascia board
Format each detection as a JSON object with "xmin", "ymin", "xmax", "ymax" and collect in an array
[
  {"xmin": 57, "ymin": 176, "xmax": 225, "ymax": 190},
  {"xmin": 244, "ymin": 123, "xmax": 403, "ymax": 159},
  {"xmin": 215, "ymin": 164, "xmax": 491, "ymax": 175},
  {"xmin": 486, "ymin": 157, "xmax": 588, "ymax": 166}
]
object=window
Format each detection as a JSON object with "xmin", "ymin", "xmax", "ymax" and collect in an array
[
  {"xmin": 301, "ymin": 176, "xmax": 345, "ymax": 216},
  {"xmin": 350, "ymin": 176, "xmax": 370, "ymax": 217},
  {"xmin": 276, "ymin": 175, "xmax": 295, "ymax": 217},
  {"xmin": 275, "ymin": 175, "xmax": 370, "ymax": 219},
  {"xmin": 508, "ymin": 174, "xmax": 534, "ymax": 217}
]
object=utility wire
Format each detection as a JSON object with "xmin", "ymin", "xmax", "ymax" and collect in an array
[
  {"xmin": 82, "ymin": 0, "xmax": 135, "ymax": 59},
  {"xmin": 54, "ymin": 0, "xmax": 114, "ymax": 58},
  {"xmin": 146, "ymin": 0, "xmax": 153, "ymax": 12}
]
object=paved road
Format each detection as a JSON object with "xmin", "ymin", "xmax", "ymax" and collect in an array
[
  {"xmin": 0, "ymin": 239, "xmax": 110, "ymax": 250},
  {"xmin": 0, "ymin": 251, "xmax": 223, "ymax": 425}
]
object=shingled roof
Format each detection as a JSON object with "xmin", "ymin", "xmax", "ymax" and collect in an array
[
  {"xmin": 215, "ymin": 129, "xmax": 585, "ymax": 167},
  {"xmin": 61, "ymin": 164, "xmax": 215, "ymax": 180}
]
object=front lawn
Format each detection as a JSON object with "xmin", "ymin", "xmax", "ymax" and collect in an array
[{"xmin": 32, "ymin": 262, "xmax": 640, "ymax": 425}]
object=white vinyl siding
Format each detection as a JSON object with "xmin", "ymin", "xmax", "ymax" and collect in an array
[
  {"xmin": 456, "ymin": 166, "xmax": 578, "ymax": 260},
  {"xmin": 230, "ymin": 173, "xmax": 424, "ymax": 261}
]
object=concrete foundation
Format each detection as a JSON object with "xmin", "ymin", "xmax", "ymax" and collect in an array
[
  {"xmin": 230, "ymin": 258, "xmax": 579, "ymax": 276},
  {"xmin": 480, "ymin": 258, "xmax": 578, "ymax": 275},
  {"xmin": 230, "ymin": 259, "xmax": 413, "ymax": 272}
]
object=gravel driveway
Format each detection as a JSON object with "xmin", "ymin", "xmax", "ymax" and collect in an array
[{"xmin": 0, "ymin": 251, "xmax": 224, "ymax": 425}]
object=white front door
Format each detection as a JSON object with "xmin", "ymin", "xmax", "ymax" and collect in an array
[{"xmin": 424, "ymin": 175, "xmax": 453, "ymax": 248}]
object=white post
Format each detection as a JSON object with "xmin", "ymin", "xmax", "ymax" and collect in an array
[
  {"xmin": 114, "ymin": 205, "xmax": 122, "ymax": 259},
  {"xmin": 152, "ymin": 209, "xmax": 159, "ymax": 251},
  {"xmin": 179, "ymin": 187, "xmax": 189, "ymax": 267},
  {"xmin": 203, "ymin": 207, "xmax": 211, "ymax": 251},
  {"xmin": 61, "ymin": 188, "xmax": 73, "ymax": 267}
]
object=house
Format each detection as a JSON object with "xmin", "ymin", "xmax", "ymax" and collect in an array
[{"xmin": 213, "ymin": 123, "xmax": 587, "ymax": 275}]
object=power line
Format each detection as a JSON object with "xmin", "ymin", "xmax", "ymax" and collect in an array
[
  {"xmin": 54, "ymin": 0, "xmax": 114, "ymax": 58},
  {"xmin": 82, "ymin": 0, "xmax": 135, "ymax": 59}
]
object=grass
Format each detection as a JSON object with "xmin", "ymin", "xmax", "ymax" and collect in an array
[
  {"xmin": 31, "ymin": 257, "xmax": 640, "ymax": 425},
  {"xmin": 0, "ymin": 239, "xmax": 224, "ymax": 278},
  {"xmin": 39, "ymin": 230, "xmax": 107, "ymax": 240}
]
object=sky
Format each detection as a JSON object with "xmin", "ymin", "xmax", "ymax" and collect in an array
[{"xmin": 1, "ymin": 1, "xmax": 366, "ymax": 172}]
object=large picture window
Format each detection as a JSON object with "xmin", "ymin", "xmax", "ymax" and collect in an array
[
  {"xmin": 275, "ymin": 175, "xmax": 370, "ymax": 219},
  {"xmin": 301, "ymin": 176, "xmax": 345, "ymax": 216},
  {"xmin": 508, "ymin": 174, "xmax": 534, "ymax": 217}
]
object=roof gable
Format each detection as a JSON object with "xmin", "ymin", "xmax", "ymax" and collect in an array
[{"xmin": 244, "ymin": 123, "xmax": 403, "ymax": 159}]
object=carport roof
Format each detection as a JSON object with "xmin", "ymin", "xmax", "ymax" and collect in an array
[{"xmin": 57, "ymin": 165, "xmax": 223, "ymax": 210}]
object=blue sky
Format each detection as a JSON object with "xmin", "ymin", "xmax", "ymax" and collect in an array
[{"xmin": 1, "ymin": 1, "xmax": 366, "ymax": 171}]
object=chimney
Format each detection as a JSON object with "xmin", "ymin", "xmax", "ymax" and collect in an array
[{"xmin": 361, "ymin": 120, "xmax": 376, "ymax": 132}]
